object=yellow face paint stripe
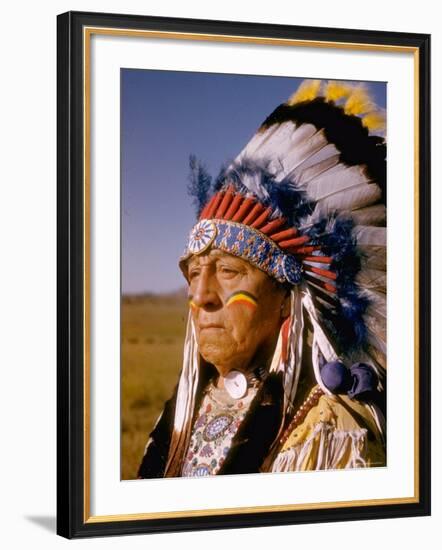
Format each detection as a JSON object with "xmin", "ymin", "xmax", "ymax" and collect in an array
[{"xmin": 226, "ymin": 292, "xmax": 258, "ymax": 309}]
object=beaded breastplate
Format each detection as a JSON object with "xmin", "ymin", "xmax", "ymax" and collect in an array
[{"xmin": 181, "ymin": 379, "xmax": 259, "ymax": 477}]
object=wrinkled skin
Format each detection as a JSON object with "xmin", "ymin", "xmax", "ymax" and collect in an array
[{"xmin": 185, "ymin": 248, "xmax": 290, "ymax": 383}]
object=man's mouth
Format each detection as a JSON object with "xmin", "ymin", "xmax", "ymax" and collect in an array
[{"xmin": 199, "ymin": 322, "xmax": 225, "ymax": 330}]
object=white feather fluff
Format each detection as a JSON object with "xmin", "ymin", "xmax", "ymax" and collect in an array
[
  {"xmin": 356, "ymin": 268, "xmax": 386, "ymax": 293},
  {"xmin": 353, "ymin": 225, "xmax": 386, "ymax": 246},
  {"xmin": 351, "ymin": 204, "xmax": 386, "ymax": 226}
]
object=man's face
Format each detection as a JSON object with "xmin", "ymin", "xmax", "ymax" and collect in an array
[{"xmin": 186, "ymin": 248, "xmax": 289, "ymax": 377}]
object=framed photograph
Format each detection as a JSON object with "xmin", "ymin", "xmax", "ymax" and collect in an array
[{"xmin": 57, "ymin": 10, "xmax": 431, "ymax": 538}]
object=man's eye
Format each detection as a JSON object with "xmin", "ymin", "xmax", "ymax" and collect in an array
[
  {"xmin": 219, "ymin": 266, "xmax": 238, "ymax": 277},
  {"xmin": 189, "ymin": 269, "xmax": 200, "ymax": 280}
]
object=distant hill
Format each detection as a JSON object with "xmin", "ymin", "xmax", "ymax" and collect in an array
[{"xmin": 122, "ymin": 287, "xmax": 187, "ymax": 305}]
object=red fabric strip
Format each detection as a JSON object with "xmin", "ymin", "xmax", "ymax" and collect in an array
[
  {"xmin": 260, "ymin": 217, "xmax": 287, "ymax": 235},
  {"xmin": 224, "ymin": 193, "xmax": 243, "ymax": 220},
  {"xmin": 309, "ymin": 266, "xmax": 337, "ymax": 280},
  {"xmin": 279, "ymin": 235, "xmax": 310, "ymax": 249},
  {"xmin": 215, "ymin": 185, "xmax": 235, "ymax": 218},
  {"xmin": 271, "ymin": 227, "xmax": 298, "ymax": 242},
  {"xmin": 251, "ymin": 207, "xmax": 272, "ymax": 229},
  {"xmin": 232, "ymin": 197, "xmax": 255, "ymax": 222},
  {"xmin": 206, "ymin": 192, "xmax": 224, "ymax": 219},
  {"xmin": 243, "ymin": 202, "xmax": 266, "ymax": 225}
]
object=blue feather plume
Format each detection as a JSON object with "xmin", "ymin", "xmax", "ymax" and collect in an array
[
  {"xmin": 187, "ymin": 155, "xmax": 212, "ymax": 217},
  {"xmin": 307, "ymin": 214, "xmax": 369, "ymax": 352}
]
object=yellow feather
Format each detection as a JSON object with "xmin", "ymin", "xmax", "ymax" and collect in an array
[
  {"xmin": 362, "ymin": 111, "xmax": 386, "ymax": 131},
  {"xmin": 344, "ymin": 86, "xmax": 374, "ymax": 116},
  {"xmin": 288, "ymin": 79, "xmax": 322, "ymax": 105},
  {"xmin": 324, "ymin": 80, "xmax": 352, "ymax": 102},
  {"xmin": 286, "ymin": 79, "xmax": 385, "ymax": 135}
]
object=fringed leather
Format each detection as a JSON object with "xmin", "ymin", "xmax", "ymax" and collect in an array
[{"xmin": 271, "ymin": 422, "xmax": 369, "ymax": 472}]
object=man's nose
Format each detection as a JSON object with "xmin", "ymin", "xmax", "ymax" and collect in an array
[{"xmin": 191, "ymin": 270, "xmax": 222, "ymax": 310}]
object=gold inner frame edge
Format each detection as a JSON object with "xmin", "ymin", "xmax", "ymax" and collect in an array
[{"xmin": 82, "ymin": 26, "xmax": 421, "ymax": 524}]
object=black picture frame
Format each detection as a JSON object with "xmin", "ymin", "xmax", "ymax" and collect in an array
[{"xmin": 57, "ymin": 10, "xmax": 431, "ymax": 539}]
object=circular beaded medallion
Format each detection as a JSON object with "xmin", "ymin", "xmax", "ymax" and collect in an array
[
  {"xmin": 188, "ymin": 220, "xmax": 217, "ymax": 255},
  {"xmin": 282, "ymin": 254, "xmax": 303, "ymax": 285},
  {"xmin": 191, "ymin": 464, "xmax": 211, "ymax": 477},
  {"xmin": 203, "ymin": 414, "xmax": 234, "ymax": 442}
]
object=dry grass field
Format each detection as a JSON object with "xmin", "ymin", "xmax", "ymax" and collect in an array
[{"xmin": 121, "ymin": 291, "xmax": 188, "ymax": 480}]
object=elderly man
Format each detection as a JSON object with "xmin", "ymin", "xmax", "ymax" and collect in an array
[
  {"xmin": 138, "ymin": 245, "xmax": 290, "ymax": 478},
  {"xmin": 138, "ymin": 80, "xmax": 386, "ymax": 478}
]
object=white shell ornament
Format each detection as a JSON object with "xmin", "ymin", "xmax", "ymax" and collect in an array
[
  {"xmin": 188, "ymin": 220, "xmax": 217, "ymax": 255},
  {"xmin": 224, "ymin": 370, "xmax": 248, "ymax": 399}
]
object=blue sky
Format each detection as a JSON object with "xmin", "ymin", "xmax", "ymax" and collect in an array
[{"xmin": 121, "ymin": 70, "xmax": 386, "ymax": 294}]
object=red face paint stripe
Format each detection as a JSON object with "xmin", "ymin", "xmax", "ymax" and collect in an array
[{"xmin": 227, "ymin": 298, "xmax": 257, "ymax": 310}]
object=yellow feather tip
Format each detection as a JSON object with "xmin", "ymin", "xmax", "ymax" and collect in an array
[
  {"xmin": 324, "ymin": 81, "xmax": 352, "ymax": 102},
  {"xmin": 362, "ymin": 111, "xmax": 386, "ymax": 131},
  {"xmin": 344, "ymin": 86, "xmax": 374, "ymax": 116},
  {"xmin": 286, "ymin": 79, "xmax": 385, "ymax": 135},
  {"xmin": 288, "ymin": 79, "xmax": 322, "ymax": 105}
]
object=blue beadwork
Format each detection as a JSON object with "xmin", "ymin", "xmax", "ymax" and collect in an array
[
  {"xmin": 282, "ymin": 254, "xmax": 303, "ymax": 284},
  {"xmin": 192, "ymin": 464, "xmax": 211, "ymax": 476},
  {"xmin": 181, "ymin": 219, "xmax": 303, "ymax": 284},
  {"xmin": 203, "ymin": 414, "xmax": 233, "ymax": 442}
]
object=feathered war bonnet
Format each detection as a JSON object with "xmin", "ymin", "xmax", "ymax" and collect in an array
[{"xmin": 165, "ymin": 79, "xmax": 387, "ymax": 476}]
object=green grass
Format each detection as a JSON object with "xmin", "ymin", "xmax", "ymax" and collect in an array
[{"xmin": 121, "ymin": 293, "xmax": 188, "ymax": 479}]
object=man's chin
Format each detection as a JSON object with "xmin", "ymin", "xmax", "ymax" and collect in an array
[
  {"xmin": 199, "ymin": 349, "xmax": 230, "ymax": 368},
  {"xmin": 199, "ymin": 341, "xmax": 239, "ymax": 372}
]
